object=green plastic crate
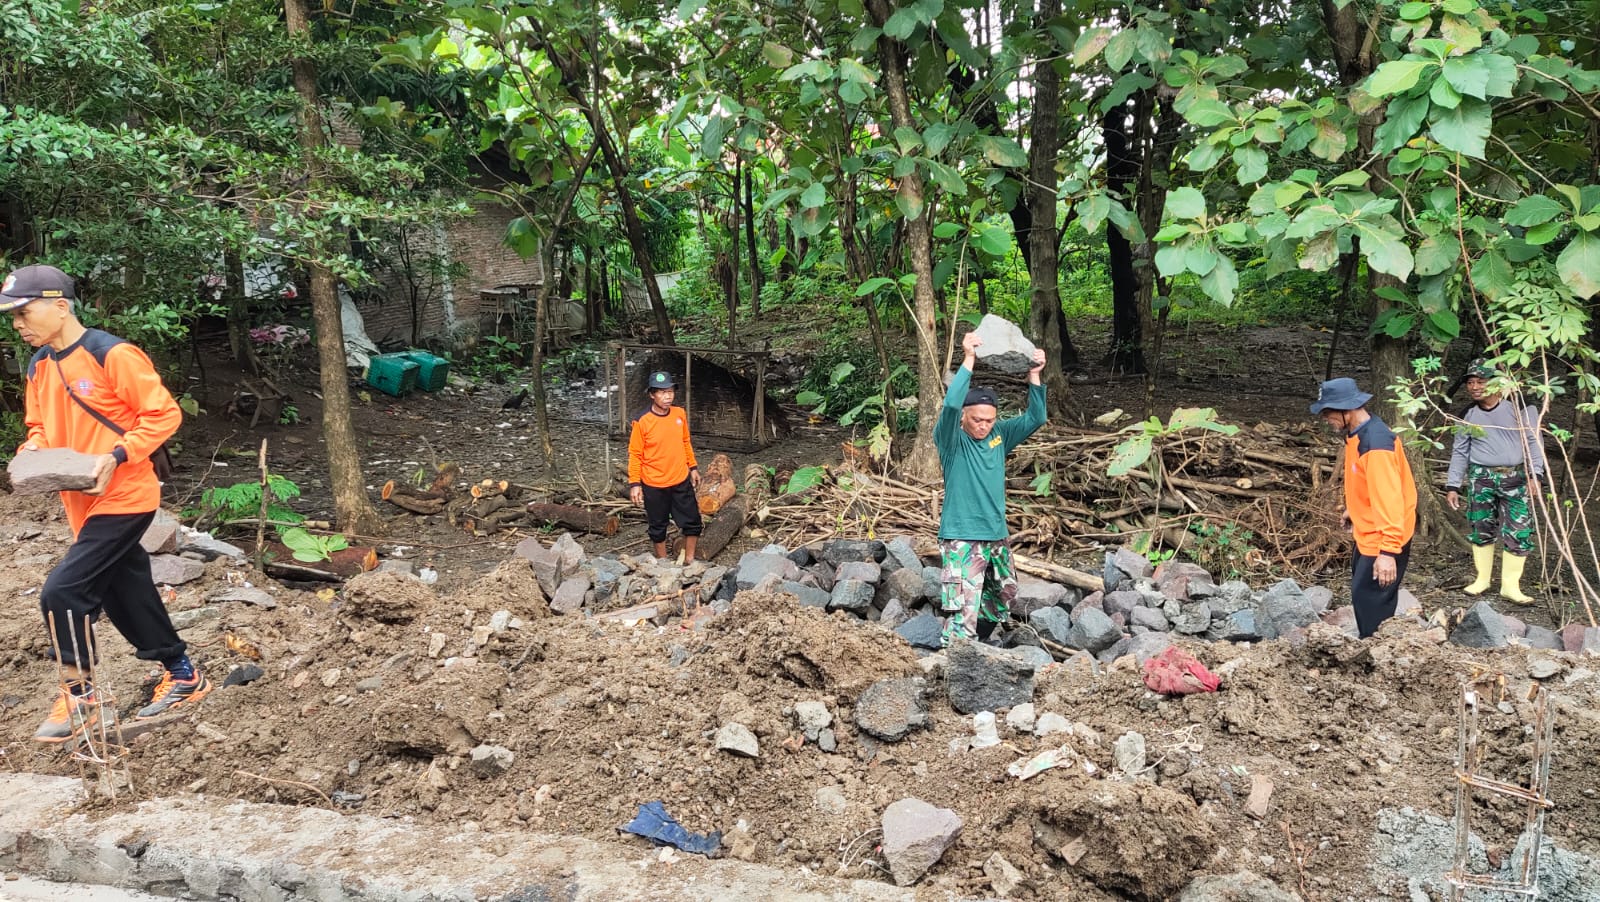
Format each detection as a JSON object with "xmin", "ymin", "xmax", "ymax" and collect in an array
[
  {"xmin": 402, "ymin": 350, "xmax": 450, "ymax": 392},
  {"xmin": 367, "ymin": 354, "xmax": 419, "ymax": 397}
]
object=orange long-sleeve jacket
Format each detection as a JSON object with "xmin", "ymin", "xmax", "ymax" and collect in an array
[
  {"xmin": 1344, "ymin": 416, "xmax": 1417, "ymax": 556},
  {"xmin": 22, "ymin": 329, "xmax": 181, "ymax": 536},
  {"xmin": 627, "ymin": 405, "xmax": 697, "ymax": 489}
]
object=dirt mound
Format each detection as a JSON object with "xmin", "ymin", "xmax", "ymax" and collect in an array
[
  {"xmin": 3, "ymin": 491, "xmax": 1599, "ymax": 899},
  {"xmin": 456, "ymin": 557, "xmax": 549, "ymax": 620},
  {"xmin": 707, "ymin": 590, "xmax": 919, "ymax": 696},
  {"xmin": 341, "ymin": 571, "xmax": 437, "ymax": 623}
]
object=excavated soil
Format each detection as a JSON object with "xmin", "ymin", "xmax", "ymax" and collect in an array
[{"xmin": 3, "ymin": 492, "xmax": 1600, "ymax": 900}]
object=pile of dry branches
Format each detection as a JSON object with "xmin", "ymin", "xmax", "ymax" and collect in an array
[{"xmin": 752, "ymin": 422, "xmax": 1352, "ymax": 581}]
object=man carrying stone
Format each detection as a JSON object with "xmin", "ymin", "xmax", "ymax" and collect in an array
[
  {"xmin": 1310, "ymin": 377, "xmax": 1417, "ymax": 638},
  {"xmin": 5, "ymin": 264, "xmax": 208, "ymax": 743},
  {"xmin": 936, "ymin": 329, "xmax": 1046, "ymax": 647},
  {"xmin": 1445, "ymin": 359, "xmax": 1545, "ymax": 604}
]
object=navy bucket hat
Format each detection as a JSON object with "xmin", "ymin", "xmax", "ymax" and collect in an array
[
  {"xmin": 1309, "ymin": 377, "xmax": 1372, "ymax": 414},
  {"xmin": 647, "ymin": 371, "xmax": 676, "ymax": 390}
]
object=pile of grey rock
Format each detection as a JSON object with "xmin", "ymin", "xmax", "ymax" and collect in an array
[{"xmin": 513, "ymin": 532, "xmax": 1600, "ymax": 657}]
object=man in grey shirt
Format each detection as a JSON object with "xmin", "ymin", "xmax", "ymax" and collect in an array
[{"xmin": 1445, "ymin": 359, "xmax": 1545, "ymax": 604}]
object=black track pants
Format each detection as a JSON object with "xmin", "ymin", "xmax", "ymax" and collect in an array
[{"xmin": 40, "ymin": 511, "xmax": 185, "ymax": 668}]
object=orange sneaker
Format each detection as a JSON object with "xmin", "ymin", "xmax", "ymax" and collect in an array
[
  {"xmin": 136, "ymin": 670, "xmax": 213, "ymax": 719},
  {"xmin": 33, "ymin": 688, "xmax": 103, "ymax": 743}
]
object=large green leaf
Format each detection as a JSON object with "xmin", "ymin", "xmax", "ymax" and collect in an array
[
  {"xmin": 800, "ymin": 182, "xmax": 827, "ymax": 209},
  {"xmin": 1428, "ymin": 98, "xmax": 1491, "ymax": 158},
  {"xmin": 978, "ymin": 135, "xmax": 1028, "ymax": 167},
  {"xmin": 1166, "ymin": 186, "xmax": 1207, "ymax": 220},
  {"xmin": 1557, "ymin": 231, "xmax": 1600, "ymax": 299},
  {"xmin": 1167, "ymin": 407, "xmax": 1239, "ymax": 435},
  {"xmin": 927, "ymin": 160, "xmax": 966, "ymax": 196},
  {"xmin": 1469, "ymin": 251, "xmax": 1512, "ymax": 300},
  {"xmin": 1233, "ymin": 146, "xmax": 1268, "ymax": 184},
  {"xmin": 1375, "ymin": 94, "xmax": 1430, "ymax": 154},
  {"xmin": 1199, "ymin": 254, "xmax": 1240, "ymax": 305},
  {"xmin": 1442, "ymin": 56, "xmax": 1490, "ymax": 99},
  {"xmin": 1367, "ymin": 59, "xmax": 1433, "ymax": 97},
  {"xmin": 1414, "ymin": 233, "xmax": 1461, "ymax": 276},
  {"xmin": 1105, "ymin": 30, "xmax": 1136, "ymax": 71},
  {"xmin": 1359, "ymin": 227, "xmax": 1416, "ymax": 281},
  {"xmin": 1106, "ymin": 434, "xmax": 1154, "ymax": 477},
  {"xmin": 1506, "ymin": 194, "xmax": 1565, "ymax": 227},
  {"xmin": 975, "ymin": 223, "xmax": 1012, "ymax": 256},
  {"xmin": 1073, "ymin": 27, "xmax": 1112, "ymax": 66}
]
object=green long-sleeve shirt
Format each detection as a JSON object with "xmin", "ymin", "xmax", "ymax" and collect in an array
[{"xmin": 935, "ymin": 366, "xmax": 1046, "ymax": 540}]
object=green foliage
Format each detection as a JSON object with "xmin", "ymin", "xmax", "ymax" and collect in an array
[
  {"xmin": 279, "ymin": 527, "xmax": 349, "ymax": 563},
  {"xmin": 1187, "ymin": 520, "xmax": 1256, "ymax": 581},
  {"xmin": 1107, "ymin": 408, "xmax": 1240, "ymax": 478},
  {"xmin": 464, "ymin": 335, "xmax": 525, "ymax": 382},
  {"xmin": 796, "ymin": 342, "xmax": 916, "ymax": 430},
  {"xmin": 784, "ymin": 465, "xmax": 827, "ymax": 494},
  {"xmin": 0, "ymin": 411, "xmax": 25, "ymax": 462},
  {"xmin": 189, "ymin": 474, "xmax": 304, "ymax": 529},
  {"xmin": 278, "ymin": 403, "xmax": 301, "ymax": 426}
]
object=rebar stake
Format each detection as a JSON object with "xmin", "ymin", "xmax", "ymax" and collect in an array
[
  {"xmin": 45, "ymin": 610, "xmax": 134, "ymax": 799},
  {"xmin": 1446, "ymin": 674, "xmax": 1555, "ymax": 900}
]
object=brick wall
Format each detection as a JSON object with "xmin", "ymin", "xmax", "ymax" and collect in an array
[{"xmin": 356, "ymin": 200, "xmax": 544, "ymax": 350}]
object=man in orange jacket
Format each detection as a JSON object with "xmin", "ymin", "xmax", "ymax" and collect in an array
[
  {"xmin": 4, "ymin": 264, "xmax": 208, "ymax": 744},
  {"xmin": 627, "ymin": 371, "xmax": 702, "ymax": 561},
  {"xmin": 1310, "ymin": 377, "xmax": 1418, "ymax": 638}
]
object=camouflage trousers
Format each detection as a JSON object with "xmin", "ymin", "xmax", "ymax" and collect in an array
[
  {"xmin": 939, "ymin": 539, "xmax": 1017, "ymax": 647},
  {"xmin": 1466, "ymin": 464, "xmax": 1535, "ymax": 555}
]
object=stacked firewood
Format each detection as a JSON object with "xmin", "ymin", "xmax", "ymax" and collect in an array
[{"xmin": 380, "ymin": 463, "xmax": 618, "ymax": 537}]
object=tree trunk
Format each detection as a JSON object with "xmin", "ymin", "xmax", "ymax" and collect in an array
[
  {"xmin": 742, "ymin": 159, "xmax": 763, "ymax": 316},
  {"xmin": 223, "ymin": 246, "xmax": 258, "ymax": 374},
  {"xmin": 947, "ymin": 39, "xmax": 1079, "ymax": 369},
  {"xmin": 530, "ymin": 144, "xmax": 598, "ymax": 467},
  {"xmin": 866, "ymin": 1, "xmax": 940, "ymax": 476},
  {"xmin": 285, "ymin": 0, "xmax": 382, "ymax": 536},
  {"xmin": 1024, "ymin": 0, "xmax": 1072, "ymax": 419},
  {"xmin": 1102, "ymin": 104, "xmax": 1145, "ymax": 375},
  {"xmin": 841, "ymin": 176, "xmax": 893, "ymax": 385},
  {"xmin": 525, "ymin": 20, "xmax": 673, "ymax": 343},
  {"xmin": 1320, "ymin": 0, "xmax": 1461, "ymax": 549}
]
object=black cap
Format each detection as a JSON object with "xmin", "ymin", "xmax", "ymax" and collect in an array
[
  {"xmin": 1, "ymin": 264, "xmax": 76, "ymax": 311},
  {"xmin": 648, "ymin": 371, "xmax": 676, "ymax": 390},
  {"xmin": 963, "ymin": 387, "xmax": 998, "ymax": 408}
]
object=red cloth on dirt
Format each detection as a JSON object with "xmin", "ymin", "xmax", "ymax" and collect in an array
[{"xmin": 1141, "ymin": 646, "xmax": 1221, "ymax": 695}]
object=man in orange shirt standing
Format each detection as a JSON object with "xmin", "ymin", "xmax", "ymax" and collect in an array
[
  {"xmin": 627, "ymin": 371, "xmax": 702, "ymax": 562},
  {"xmin": 1310, "ymin": 377, "xmax": 1418, "ymax": 638},
  {"xmin": 4, "ymin": 264, "xmax": 208, "ymax": 744}
]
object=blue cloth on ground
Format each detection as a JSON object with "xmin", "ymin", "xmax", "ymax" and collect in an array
[{"xmin": 619, "ymin": 800, "xmax": 722, "ymax": 857}]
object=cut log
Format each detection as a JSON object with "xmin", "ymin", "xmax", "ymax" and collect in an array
[
  {"xmin": 743, "ymin": 464, "xmax": 771, "ymax": 518},
  {"xmin": 690, "ymin": 495, "xmax": 749, "ymax": 562},
  {"xmin": 386, "ymin": 493, "xmax": 447, "ymax": 515},
  {"xmin": 1011, "ymin": 552, "xmax": 1105, "ymax": 593},
  {"xmin": 465, "ymin": 507, "xmax": 527, "ymax": 534},
  {"xmin": 426, "ymin": 462, "xmax": 461, "ymax": 496},
  {"xmin": 525, "ymin": 503, "xmax": 620, "ymax": 536},
  {"xmin": 696, "ymin": 453, "xmax": 738, "ymax": 514}
]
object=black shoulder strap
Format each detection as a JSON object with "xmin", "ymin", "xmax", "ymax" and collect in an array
[{"xmin": 53, "ymin": 355, "xmax": 128, "ymax": 437}]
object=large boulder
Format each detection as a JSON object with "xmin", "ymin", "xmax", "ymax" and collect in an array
[
  {"xmin": 881, "ymin": 798, "xmax": 963, "ymax": 886},
  {"xmin": 946, "ymin": 640, "xmax": 1035, "ymax": 714},
  {"xmin": 1451, "ymin": 602, "xmax": 1508, "ymax": 649},
  {"xmin": 818, "ymin": 539, "xmax": 887, "ymax": 567},
  {"xmin": 828, "ymin": 579, "xmax": 876, "ymax": 614},
  {"xmin": 1028, "ymin": 606, "xmax": 1072, "ymax": 646},
  {"xmin": 855, "ymin": 678, "xmax": 928, "ymax": 741},
  {"xmin": 895, "ymin": 612, "xmax": 945, "ymax": 651},
  {"xmin": 969, "ymin": 314, "xmax": 1038, "ymax": 375},
  {"xmin": 734, "ymin": 551, "xmax": 801, "ymax": 590},
  {"xmin": 1066, "ymin": 607, "xmax": 1123, "ymax": 654},
  {"xmin": 1013, "ymin": 575, "xmax": 1070, "ymax": 618},
  {"xmin": 1260, "ymin": 579, "xmax": 1319, "ymax": 634}
]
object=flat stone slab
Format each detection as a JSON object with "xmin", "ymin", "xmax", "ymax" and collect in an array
[
  {"xmin": 140, "ymin": 509, "xmax": 181, "ymax": 554},
  {"xmin": 149, "ymin": 554, "xmax": 206, "ymax": 586},
  {"xmin": 7, "ymin": 448, "xmax": 101, "ymax": 495},
  {"xmin": 205, "ymin": 587, "xmax": 277, "ymax": 609},
  {"xmin": 0, "ymin": 773, "xmax": 910, "ymax": 901}
]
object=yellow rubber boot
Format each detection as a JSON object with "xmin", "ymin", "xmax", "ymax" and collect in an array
[
  {"xmin": 1500, "ymin": 552, "xmax": 1534, "ymax": 605},
  {"xmin": 1463, "ymin": 543, "xmax": 1495, "ymax": 595}
]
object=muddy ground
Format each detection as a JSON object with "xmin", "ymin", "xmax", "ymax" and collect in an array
[{"xmin": 2, "ymin": 321, "xmax": 1599, "ymax": 900}]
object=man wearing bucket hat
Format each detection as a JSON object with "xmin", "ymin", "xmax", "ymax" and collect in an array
[
  {"xmin": 627, "ymin": 370, "xmax": 702, "ymax": 561},
  {"xmin": 3, "ymin": 264, "xmax": 205, "ymax": 744},
  {"xmin": 1310, "ymin": 377, "xmax": 1418, "ymax": 638},
  {"xmin": 1445, "ymin": 359, "xmax": 1544, "ymax": 604},
  {"xmin": 935, "ymin": 330, "xmax": 1047, "ymax": 647}
]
